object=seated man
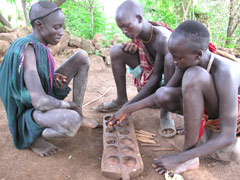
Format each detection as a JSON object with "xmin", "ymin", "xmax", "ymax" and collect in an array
[
  {"xmin": 0, "ymin": 1, "xmax": 98, "ymax": 157},
  {"xmin": 98, "ymin": 0, "xmax": 177, "ymax": 137},
  {"xmin": 109, "ymin": 20, "xmax": 240, "ymax": 174}
]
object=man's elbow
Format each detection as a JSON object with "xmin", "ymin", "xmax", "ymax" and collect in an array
[
  {"xmin": 32, "ymin": 96, "xmax": 50, "ymax": 111},
  {"xmin": 221, "ymin": 134, "xmax": 236, "ymax": 147},
  {"xmin": 227, "ymin": 136, "xmax": 236, "ymax": 146},
  {"xmin": 147, "ymin": 74, "xmax": 161, "ymax": 89}
]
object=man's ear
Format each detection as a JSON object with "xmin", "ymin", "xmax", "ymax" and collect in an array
[
  {"xmin": 195, "ymin": 50, "xmax": 203, "ymax": 60},
  {"xmin": 136, "ymin": 15, "xmax": 142, "ymax": 23},
  {"xmin": 34, "ymin": 20, "xmax": 44, "ymax": 31}
]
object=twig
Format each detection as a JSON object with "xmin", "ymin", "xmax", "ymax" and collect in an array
[
  {"xmin": 136, "ymin": 133, "xmax": 154, "ymax": 139},
  {"xmin": 136, "ymin": 130, "xmax": 156, "ymax": 137},
  {"xmin": 82, "ymin": 87, "xmax": 111, "ymax": 108},
  {"xmin": 153, "ymin": 147, "xmax": 175, "ymax": 151},
  {"xmin": 137, "ymin": 137, "xmax": 156, "ymax": 144},
  {"xmin": 141, "ymin": 144, "xmax": 161, "ymax": 147}
]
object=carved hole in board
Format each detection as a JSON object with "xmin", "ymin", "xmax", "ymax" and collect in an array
[
  {"xmin": 120, "ymin": 138, "xmax": 133, "ymax": 146},
  {"xmin": 104, "ymin": 115, "xmax": 112, "ymax": 122},
  {"xmin": 106, "ymin": 156, "xmax": 120, "ymax": 166},
  {"xmin": 122, "ymin": 156, "xmax": 137, "ymax": 167},
  {"xmin": 106, "ymin": 126, "xmax": 116, "ymax": 133},
  {"xmin": 105, "ymin": 145, "xmax": 118, "ymax": 154},
  {"xmin": 121, "ymin": 147, "xmax": 135, "ymax": 156},
  {"xmin": 106, "ymin": 136, "xmax": 117, "ymax": 144},
  {"xmin": 119, "ymin": 120, "xmax": 129, "ymax": 127},
  {"xmin": 119, "ymin": 128, "xmax": 130, "ymax": 135}
]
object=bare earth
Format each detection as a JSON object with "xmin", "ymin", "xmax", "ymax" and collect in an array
[{"xmin": 0, "ymin": 50, "xmax": 239, "ymax": 180}]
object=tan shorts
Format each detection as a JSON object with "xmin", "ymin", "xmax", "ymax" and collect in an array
[{"xmin": 199, "ymin": 128, "xmax": 240, "ymax": 162}]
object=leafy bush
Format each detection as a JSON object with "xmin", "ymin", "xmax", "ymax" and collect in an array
[{"xmin": 61, "ymin": 0, "xmax": 106, "ymax": 39}]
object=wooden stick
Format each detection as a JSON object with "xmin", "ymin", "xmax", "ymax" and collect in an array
[
  {"xmin": 141, "ymin": 144, "xmax": 161, "ymax": 147},
  {"xmin": 138, "ymin": 130, "xmax": 156, "ymax": 136},
  {"xmin": 153, "ymin": 147, "xmax": 175, "ymax": 151},
  {"xmin": 135, "ymin": 130, "xmax": 154, "ymax": 136},
  {"xmin": 136, "ymin": 130, "xmax": 156, "ymax": 136},
  {"xmin": 137, "ymin": 137, "xmax": 156, "ymax": 144},
  {"xmin": 215, "ymin": 49, "xmax": 240, "ymax": 63},
  {"xmin": 82, "ymin": 87, "xmax": 111, "ymax": 108},
  {"xmin": 136, "ymin": 133, "xmax": 154, "ymax": 139}
]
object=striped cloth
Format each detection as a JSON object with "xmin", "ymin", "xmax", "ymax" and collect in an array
[
  {"xmin": 129, "ymin": 22, "xmax": 220, "ymax": 90},
  {"xmin": 131, "ymin": 21, "xmax": 173, "ymax": 89},
  {"xmin": 198, "ymin": 96, "xmax": 240, "ymax": 139}
]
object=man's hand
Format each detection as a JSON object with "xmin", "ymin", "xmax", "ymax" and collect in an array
[
  {"xmin": 54, "ymin": 73, "xmax": 67, "ymax": 88},
  {"xmin": 108, "ymin": 108, "xmax": 128, "ymax": 127},
  {"xmin": 122, "ymin": 42, "xmax": 138, "ymax": 54}
]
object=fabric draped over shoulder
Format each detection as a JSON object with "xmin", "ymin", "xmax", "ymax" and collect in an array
[
  {"xmin": 129, "ymin": 21, "xmax": 219, "ymax": 90},
  {"xmin": 130, "ymin": 21, "xmax": 173, "ymax": 89},
  {"xmin": 0, "ymin": 34, "xmax": 70, "ymax": 149}
]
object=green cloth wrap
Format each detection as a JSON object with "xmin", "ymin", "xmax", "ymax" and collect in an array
[
  {"xmin": 128, "ymin": 65, "xmax": 165, "ymax": 85},
  {"xmin": 0, "ymin": 35, "xmax": 70, "ymax": 149},
  {"xmin": 128, "ymin": 65, "xmax": 142, "ymax": 79}
]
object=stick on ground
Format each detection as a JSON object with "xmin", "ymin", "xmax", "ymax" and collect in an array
[
  {"xmin": 141, "ymin": 144, "xmax": 161, "ymax": 147},
  {"xmin": 83, "ymin": 87, "xmax": 111, "ymax": 108},
  {"xmin": 137, "ymin": 137, "xmax": 156, "ymax": 144},
  {"xmin": 136, "ymin": 130, "xmax": 156, "ymax": 137},
  {"xmin": 153, "ymin": 147, "xmax": 175, "ymax": 151}
]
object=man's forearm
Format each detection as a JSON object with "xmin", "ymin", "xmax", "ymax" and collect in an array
[
  {"xmin": 125, "ymin": 94, "xmax": 156, "ymax": 114},
  {"xmin": 177, "ymin": 134, "xmax": 235, "ymax": 164},
  {"xmin": 127, "ymin": 76, "xmax": 160, "ymax": 105},
  {"xmin": 32, "ymin": 95, "xmax": 72, "ymax": 111}
]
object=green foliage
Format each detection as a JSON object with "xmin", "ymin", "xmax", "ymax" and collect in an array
[
  {"xmin": 2, "ymin": 0, "xmax": 238, "ymax": 49},
  {"xmin": 195, "ymin": 0, "xmax": 232, "ymax": 48},
  {"xmin": 139, "ymin": 0, "xmax": 181, "ymax": 29},
  {"xmin": 61, "ymin": 0, "xmax": 107, "ymax": 39},
  {"xmin": 61, "ymin": 0, "xmax": 129, "ymax": 46},
  {"xmin": 139, "ymin": 0, "xmax": 239, "ymax": 48}
]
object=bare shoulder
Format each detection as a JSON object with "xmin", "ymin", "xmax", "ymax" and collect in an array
[
  {"xmin": 153, "ymin": 26, "xmax": 171, "ymax": 54},
  {"xmin": 24, "ymin": 43, "xmax": 37, "ymax": 70},
  {"xmin": 212, "ymin": 54, "xmax": 240, "ymax": 87},
  {"xmin": 213, "ymin": 54, "xmax": 240, "ymax": 73}
]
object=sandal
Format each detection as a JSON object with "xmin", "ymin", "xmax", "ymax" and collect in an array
[
  {"xmin": 159, "ymin": 118, "xmax": 176, "ymax": 138},
  {"xmin": 97, "ymin": 100, "xmax": 123, "ymax": 112}
]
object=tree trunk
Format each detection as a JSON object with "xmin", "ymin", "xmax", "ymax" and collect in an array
[
  {"xmin": 181, "ymin": 0, "xmax": 192, "ymax": 21},
  {"xmin": 226, "ymin": 0, "xmax": 240, "ymax": 45},
  {"xmin": 90, "ymin": 0, "xmax": 94, "ymax": 38},
  {"xmin": 54, "ymin": 0, "xmax": 66, "ymax": 7},
  {"xmin": 0, "ymin": 13, "xmax": 11, "ymax": 28},
  {"xmin": 21, "ymin": 0, "xmax": 29, "ymax": 27}
]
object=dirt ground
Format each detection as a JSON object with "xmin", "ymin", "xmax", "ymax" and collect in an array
[{"xmin": 0, "ymin": 51, "xmax": 239, "ymax": 180}]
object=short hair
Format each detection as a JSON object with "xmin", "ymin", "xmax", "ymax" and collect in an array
[
  {"xmin": 116, "ymin": 0, "xmax": 143, "ymax": 19},
  {"xmin": 170, "ymin": 20, "xmax": 210, "ymax": 51},
  {"xmin": 29, "ymin": 1, "xmax": 61, "ymax": 26}
]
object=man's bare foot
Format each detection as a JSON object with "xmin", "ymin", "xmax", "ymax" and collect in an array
[
  {"xmin": 173, "ymin": 157, "xmax": 199, "ymax": 174},
  {"xmin": 81, "ymin": 116, "xmax": 98, "ymax": 128},
  {"xmin": 152, "ymin": 156, "xmax": 199, "ymax": 175},
  {"xmin": 30, "ymin": 137, "xmax": 61, "ymax": 157}
]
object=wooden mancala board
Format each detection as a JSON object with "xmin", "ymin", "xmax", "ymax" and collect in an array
[{"xmin": 101, "ymin": 114, "xmax": 144, "ymax": 180}]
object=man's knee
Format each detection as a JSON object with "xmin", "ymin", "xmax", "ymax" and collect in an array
[
  {"xmin": 74, "ymin": 50, "xmax": 90, "ymax": 68},
  {"xmin": 110, "ymin": 44, "xmax": 124, "ymax": 61},
  {"xmin": 154, "ymin": 87, "xmax": 171, "ymax": 106},
  {"xmin": 61, "ymin": 110, "xmax": 81, "ymax": 137},
  {"xmin": 182, "ymin": 66, "xmax": 209, "ymax": 91}
]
